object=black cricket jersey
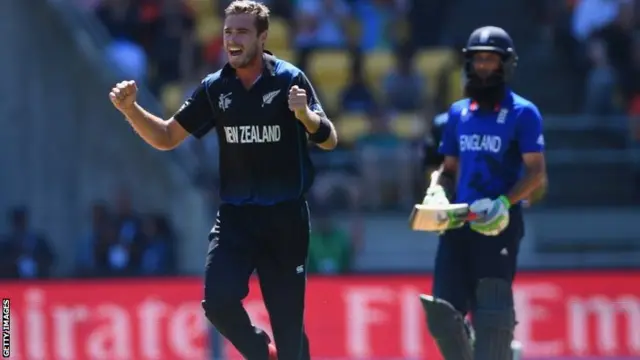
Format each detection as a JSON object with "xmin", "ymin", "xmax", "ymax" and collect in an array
[
  {"xmin": 174, "ymin": 52, "xmax": 321, "ymax": 205},
  {"xmin": 422, "ymin": 112, "xmax": 448, "ymax": 170}
]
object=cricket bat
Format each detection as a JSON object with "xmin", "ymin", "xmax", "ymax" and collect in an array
[
  {"xmin": 410, "ymin": 169, "xmax": 483, "ymax": 232},
  {"xmin": 409, "ymin": 203, "xmax": 480, "ymax": 232}
]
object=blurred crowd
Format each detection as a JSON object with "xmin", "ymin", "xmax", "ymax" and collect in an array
[
  {"xmin": 0, "ymin": 194, "xmax": 358, "ymax": 279},
  {"xmin": 84, "ymin": 0, "xmax": 640, "ymax": 118},
  {"xmin": 0, "ymin": 189, "xmax": 179, "ymax": 280},
  {"xmin": 546, "ymin": 0, "xmax": 640, "ymax": 123}
]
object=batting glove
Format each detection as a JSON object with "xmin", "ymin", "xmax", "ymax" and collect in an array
[{"xmin": 469, "ymin": 196, "xmax": 510, "ymax": 236}]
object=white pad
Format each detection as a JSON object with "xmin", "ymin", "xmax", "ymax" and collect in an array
[
  {"xmin": 511, "ymin": 340, "xmax": 523, "ymax": 360},
  {"xmin": 409, "ymin": 203, "xmax": 472, "ymax": 232}
]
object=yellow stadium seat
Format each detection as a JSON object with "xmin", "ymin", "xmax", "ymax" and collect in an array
[
  {"xmin": 266, "ymin": 17, "xmax": 290, "ymax": 52},
  {"xmin": 414, "ymin": 48, "xmax": 455, "ymax": 95},
  {"xmin": 317, "ymin": 86, "xmax": 341, "ymax": 114},
  {"xmin": 364, "ymin": 50, "xmax": 395, "ymax": 96},
  {"xmin": 196, "ymin": 15, "xmax": 222, "ymax": 44},
  {"xmin": 161, "ymin": 83, "xmax": 185, "ymax": 117},
  {"xmin": 308, "ymin": 50, "xmax": 351, "ymax": 91},
  {"xmin": 446, "ymin": 68, "xmax": 464, "ymax": 106},
  {"xmin": 275, "ymin": 49, "xmax": 295, "ymax": 63},
  {"xmin": 336, "ymin": 113, "xmax": 371, "ymax": 144},
  {"xmin": 187, "ymin": 0, "xmax": 215, "ymax": 17},
  {"xmin": 389, "ymin": 113, "xmax": 427, "ymax": 139}
]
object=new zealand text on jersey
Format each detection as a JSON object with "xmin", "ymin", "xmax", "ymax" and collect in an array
[
  {"xmin": 224, "ymin": 125, "xmax": 282, "ymax": 144},
  {"xmin": 459, "ymin": 134, "xmax": 502, "ymax": 153}
]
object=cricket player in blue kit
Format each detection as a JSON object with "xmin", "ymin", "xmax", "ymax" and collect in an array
[{"xmin": 419, "ymin": 26, "xmax": 547, "ymax": 360}]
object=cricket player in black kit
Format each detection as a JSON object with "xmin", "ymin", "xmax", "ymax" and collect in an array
[
  {"xmin": 108, "ymin": 2, "xmax": 338, "ymax": 359},
  {"xmin": 422, "ymin": 112, "xmax": 448, "ymax": 177},
  {"xmin": 418, "ymin": 27, "xmax": 547, "ymax": 360}
]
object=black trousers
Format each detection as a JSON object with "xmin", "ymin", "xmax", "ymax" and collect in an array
[
  {"xmin": 202, "ymin": 199, "xmax": 311, "ymax": 360},
  {"xmin": 432, "ymin": 206, "xmax": 524, "ymax": 315}
]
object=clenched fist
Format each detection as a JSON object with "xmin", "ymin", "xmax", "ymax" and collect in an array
[
  {"xmin": 109, "ymin": 80, "xmax": 138, "ymax": 111},
  {"xmin": 288, "ymin": 85, "xmax": 308, "ymax": 119}
]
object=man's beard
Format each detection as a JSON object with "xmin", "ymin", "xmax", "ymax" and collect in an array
[
  {"xmin": 230, "ymin": 45, "xmax": 260, "ymax": 68},
  {"xmin": 464, "ymin": 73, "xmax": 506, "ymax": 108}
]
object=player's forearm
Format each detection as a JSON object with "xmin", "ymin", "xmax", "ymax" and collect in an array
[
  {"xmin": 121, "ymin": 103, "xmax": 173, "ymax": 150},
  {"xmin": 432, "ymin": 165, "xmax": 456, "ymax": 193},
  {"xmin": 298, "ymin": 108, "xmax": 338, "ymax": 150},
  {"xmin": 506, "ymin": 170, "xmax": 547, "ymax": 205}
]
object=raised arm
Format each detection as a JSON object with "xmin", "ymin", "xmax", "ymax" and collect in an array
[
  {"xmin": 289, "ymin": 72, "xmax": 338, "ymax": 150},
  {"xmin": 109, "ymin": 79, "xmax": 216, "ymax": 150}
]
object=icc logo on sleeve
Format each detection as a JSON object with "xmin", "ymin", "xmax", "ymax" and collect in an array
[{"xmin": 219, "ymin": 93, "xmax": 232, "ymax": 111}]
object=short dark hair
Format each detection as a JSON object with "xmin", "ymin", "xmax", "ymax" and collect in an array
[{"xmin": 224, "ymin": 0, "xmax": 270, "ymax": 35}]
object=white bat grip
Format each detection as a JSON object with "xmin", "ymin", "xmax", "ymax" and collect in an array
[{"xmin": 429, "ymin": 170, "xmax": 441, "ymax": 189}]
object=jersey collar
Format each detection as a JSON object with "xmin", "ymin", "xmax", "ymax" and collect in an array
[{"xmin": 221, "ymin": 50, "xmax": 277, "ymax": 78}]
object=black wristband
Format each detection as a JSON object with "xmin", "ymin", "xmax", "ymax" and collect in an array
[{"xmin": 308, "ymin": 117, "xmax": 331, "ymax": 143}]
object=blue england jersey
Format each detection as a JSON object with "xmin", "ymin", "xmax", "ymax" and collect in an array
[{"xmin": 438, "ymin": 91, "xmax": 545, "ymax": 204}]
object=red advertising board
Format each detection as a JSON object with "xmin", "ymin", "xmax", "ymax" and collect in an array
[{"xmin": 1, "ymin": 272, "xmax": 639, "ymax": 359}]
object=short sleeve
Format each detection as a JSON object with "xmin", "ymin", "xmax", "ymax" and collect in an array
[
  {"xmin": 173, "ymin": 78, "xmax": 216, "ymax": 139},
  {"xmin": 517, "ymin": 105, "xmax": 545, "ymax": 153},
  {"xmin": 438, "ymin": 108, "xmax": 459, "ymax": 157},
  {"xmin": 293, "ymin": 72, "xmax": 325, "ymax": 117}
]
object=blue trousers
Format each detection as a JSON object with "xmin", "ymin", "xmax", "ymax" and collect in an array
[{"xmin": 432, "ymin": 206, "xmax": 524, "ymax": 315}]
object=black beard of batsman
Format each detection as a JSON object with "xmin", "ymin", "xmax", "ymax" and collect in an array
[{"xmin": 464, "ymin": 70, "xmax": 507, "ymax": 108}]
